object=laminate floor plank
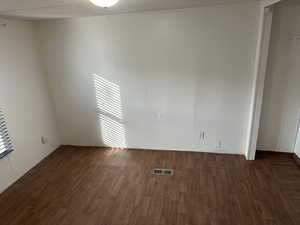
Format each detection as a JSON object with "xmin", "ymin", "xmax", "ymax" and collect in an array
[{"xmin": 0, "ymin": 147, "xmax": 299, "ymax": 225}]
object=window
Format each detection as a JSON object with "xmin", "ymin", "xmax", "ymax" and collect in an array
[{"xmin": 0, "ymin": 109, "xmax": 13, "ymax": 159}]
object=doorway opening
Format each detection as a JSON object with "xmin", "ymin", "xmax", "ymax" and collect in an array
[{"xmin": 247, "ymin": 0, "xmax": 300, "ymax": 160}]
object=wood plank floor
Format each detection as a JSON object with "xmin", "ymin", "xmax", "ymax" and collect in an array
[{"xmin": 0, "ymin": 146, "xmax": 300, "ymax": 225}]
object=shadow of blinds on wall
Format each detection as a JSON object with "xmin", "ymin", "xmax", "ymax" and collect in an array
[{"xmin": 0, "ymin": 109, "xmax": 13, "ymax": 159}]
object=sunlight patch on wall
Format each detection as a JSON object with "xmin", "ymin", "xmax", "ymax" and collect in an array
[{"xmin": 93, "ymin": 74, "xmax": 126, "ymax": 148}]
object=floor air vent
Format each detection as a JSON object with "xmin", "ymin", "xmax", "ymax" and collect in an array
[{"xmin": 152, "ymin": 169, "xmax": 174, "ymax": 176}]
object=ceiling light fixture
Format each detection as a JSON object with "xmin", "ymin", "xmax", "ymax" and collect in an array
[{"xmin": 89, "ymin": 0, "xmax": 119, "ymax": 8}]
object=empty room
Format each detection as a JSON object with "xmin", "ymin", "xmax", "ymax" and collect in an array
[{"xmin": 0, "ymin": 0, "xmax": 299, "ymax": 225}]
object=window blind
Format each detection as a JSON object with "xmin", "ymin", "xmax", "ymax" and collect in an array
[{"xmin": 0, "ymin": 109, "xmax": 13, "ymax": 158}]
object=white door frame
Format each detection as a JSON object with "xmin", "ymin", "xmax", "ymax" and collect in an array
[
  {"xmin": 293, "ymin": 117, "xmax": 300, "ymax": 158},
  {"xmin": 245, "ymin": 0, "xmax": 282, "ymax": 160}
]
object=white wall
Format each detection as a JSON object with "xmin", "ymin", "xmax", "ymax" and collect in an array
[
  {"xmin": 39, "ymin": 2, "xmax": 259, "ymax": 155},
  {"xmin": 257, "ymin": 0, "xmax": 300, "ymax": 152},
  {"xmin": 0, "ymin": 19, "xmax": 60, "ymax": 193}
]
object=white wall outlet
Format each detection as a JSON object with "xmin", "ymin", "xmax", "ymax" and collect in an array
[
  {"xmin": 152, "ymin": 112, "xmax": 164, "ymax": 121},
  {"xmin": 157, "ymin": 113, "xmax": 164, "ymax": 120},
  {"xmin": 217, "ymin": 141, "xmax": 222, "ymax": 149},
  {"xmin": 41, "ymin": 136, "xmax": 48, "ymax": 145}
]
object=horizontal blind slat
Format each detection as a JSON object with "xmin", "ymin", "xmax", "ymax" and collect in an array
[{"xmin": 0, "ymin": 109, "xmax": 13, "ymax": 156}]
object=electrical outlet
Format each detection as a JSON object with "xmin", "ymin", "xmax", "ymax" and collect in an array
[
  {"xmin": 152, "ymin": 112, "xmax": 164, "ymax": 121},
  {"xmin": 157, "ymin": 113, "xmax": 164, "ymax": 120},
  {"xmin": 217, "ymin": 141, "xmax": 222, "ymax": 149}
]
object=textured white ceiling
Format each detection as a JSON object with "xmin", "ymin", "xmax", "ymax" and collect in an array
[{"xmin": 0, "ymin": 0, "xmax": 258, "ymax": 19}]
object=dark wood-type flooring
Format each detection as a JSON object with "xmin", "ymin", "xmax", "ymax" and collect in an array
[{"xmin": 0, "ymin": 146, "xmax": 300, "ymax": 225}]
